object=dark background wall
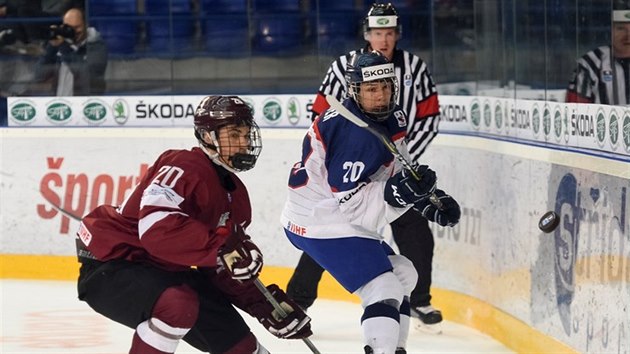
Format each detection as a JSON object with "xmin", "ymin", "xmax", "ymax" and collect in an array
[{"xmin": 0, "ymin": 0, "xmax": 616, "ymax": 99}]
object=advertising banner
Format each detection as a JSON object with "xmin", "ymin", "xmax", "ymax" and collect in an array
[
  {"xmin": 8, "ymin": 95, "xmax": 630, "ymax": 161},
  {"xmin": 7, "ymin": 94, "xmax": 314, "ymax": 128},
  {"xmin": 438, "ymin": 96, "xmax": 630, "ymax": 160}
]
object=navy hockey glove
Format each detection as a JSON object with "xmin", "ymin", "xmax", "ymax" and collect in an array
[
  {"xmin": 248, "ymin": 284, "xmax": 313, "ymax": 339},
  {"xmin": 218, "ymin": 224, "xmax": 263, "ymax": 282},
  {"xmin": 384, "ymin": 165, "xmax": 437, "ymax": 207},
  {"xmin": 414, "ymin": 189, "xmax": 461, "ymax": 227}
]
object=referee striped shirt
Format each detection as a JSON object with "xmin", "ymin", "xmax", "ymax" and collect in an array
[
  {"xmin": 567, "ymin": 45, "xmax": 630, "ymax": 105},
  {"xmin": 310, "ymin": 46, "xmax": 440, "ymax": 163}
]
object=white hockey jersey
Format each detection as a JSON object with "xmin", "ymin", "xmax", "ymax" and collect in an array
[{"xmin": 281, "ymin": 98, "xmax": 412, "ymax": 240}]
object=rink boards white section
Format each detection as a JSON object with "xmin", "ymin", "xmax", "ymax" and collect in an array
[{"xmin": 2, "ymin": 96, "xmax": 630, "ymax": 354}]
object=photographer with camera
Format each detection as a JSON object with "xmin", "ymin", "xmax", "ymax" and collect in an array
[{"xmin": 34, "ymin": 7, "xmax": 108, "ymax": 96}]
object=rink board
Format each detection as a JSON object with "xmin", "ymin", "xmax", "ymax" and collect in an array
[{"xmin": 3, "ymin": 94, "xmax": 630, "ymax": 353}]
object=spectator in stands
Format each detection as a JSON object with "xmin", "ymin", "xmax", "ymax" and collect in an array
[
  {"xmin": 33, "ymin": 7, "xmax": 108, "ymax": 96},
  {"xmin": 567, "ymin": 0, "xmax": 630, "ymax": 105}
]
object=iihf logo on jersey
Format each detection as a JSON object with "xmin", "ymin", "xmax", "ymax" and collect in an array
[
  {"xmin": 287, "ymin": 221, "xmax": 307, "ymax": 236},
  {"xmin": 78, "ymin": 222, "xmax": 92, "ymax": 246},
  {"xmin": 602, "ymin": 70, "xmax": 613, "ymax": 82},
  {"xmin": 404, "ymin": 73, "xmax": 412, "ymax": 87}
]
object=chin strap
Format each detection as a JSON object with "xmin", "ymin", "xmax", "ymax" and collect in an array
[
  {"xmin": 197, "ymin": 128, "xmax": 259, "ymax": 173},
  {"xmin": 199, "ymin": 142, "xmax": 239, "ymax": 174}
]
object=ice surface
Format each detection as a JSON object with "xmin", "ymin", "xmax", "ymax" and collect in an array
[{"xmin": 0, "ymin": 279, "xmax": 514, "ymax": 354}]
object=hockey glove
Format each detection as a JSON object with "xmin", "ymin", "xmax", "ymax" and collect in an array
[
  {"xmin": 217, "ymin": 223, "xmax": 263, "ymax": 282},
  {"xmin": 384, "ymin": 165, "xmax": 437, "ymax": 207},
  {"xmin": 414, "ymin": 189, "xmax": 461, "ymax": 227},
  {"xmin": 248, "ymin": 284, "xmax": 313, "ymax": 339}
]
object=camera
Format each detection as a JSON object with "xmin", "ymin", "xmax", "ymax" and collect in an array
[
  {"xmin": 48, "ymin": 24, "xmax": 75, "ymax": 40},
  {"xmin": 0, "ymin": 28, "xmax": 16, "ymax": 46}
]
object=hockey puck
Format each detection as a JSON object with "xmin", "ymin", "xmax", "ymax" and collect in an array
[{"xmin": 538, "ymin": 211, "xmax": 560, "ymax": 233}]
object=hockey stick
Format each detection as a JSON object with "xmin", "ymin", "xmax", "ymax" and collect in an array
[
  {"xmin": 42, "ymin": 195, "xmax": 322, "ymax": 353},
  {"xmin": 41, "ymin": 193, "xmax": 85, "ymax": 221},
  {"xmin": 325, "ymin": 95, "xmax": 443, "ymax": 208},
  {"xmin": 253, "ymin": 279, "xmax": 322, "ymax": 354}
]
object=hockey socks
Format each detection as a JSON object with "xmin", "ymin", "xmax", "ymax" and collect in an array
[
  {"xmin": 131, "ymin": 284, "xmax": 198, "ymax": 354},
  {"xmin": 361, "ymin": 302, "xmax": 400, "ymax": 354},
  {"xmin": 398, "ymin": 297, "xmax": 411, "ymax": 349}
]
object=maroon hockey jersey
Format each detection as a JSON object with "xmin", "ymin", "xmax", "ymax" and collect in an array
[{"xmin": 77, "ymin": 147, "xmax": 252, "ymax": 272}]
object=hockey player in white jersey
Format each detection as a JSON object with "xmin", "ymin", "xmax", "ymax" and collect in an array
[
  {"xmin": 281, "ymin": 51, "xmax": 461, "ymax": 354},
  {"xmin": 287, "ymin": 2, "xmax": 446, "ymax": 330}
]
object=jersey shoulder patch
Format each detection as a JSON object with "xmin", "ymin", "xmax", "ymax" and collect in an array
[{"xmin": 393, "ymin": 109, "xmax": 406, "ymax": 128}]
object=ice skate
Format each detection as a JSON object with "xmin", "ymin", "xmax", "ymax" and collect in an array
[
  {"xmin": 410, "ymin": 305, "xmax": 443, "ymax": 334},
  {"xmin": 364, "ymin": 345, "xmax": 407, "ymax": 354}
]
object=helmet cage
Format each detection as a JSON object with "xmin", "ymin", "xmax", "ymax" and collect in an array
[
  {"xmin": 346, "ymin": 51, "xmax": 399, "ymax": 122},
  {"xmin": 348, "ymin": 77, "xmax": 398, "ymax": 122}
]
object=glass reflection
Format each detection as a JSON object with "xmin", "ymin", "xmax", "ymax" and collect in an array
[{"xmin": 0, "ymin": 0, "xmax": 628, "ymax": 107}]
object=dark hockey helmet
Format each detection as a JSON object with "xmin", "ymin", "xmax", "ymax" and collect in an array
[
  {"xmin": 363, "ymin": 2, "xmax": 402, "ymax": 40},
  {"xmin": 613, "ymin": 0, "xmax": 630, "ymax": 22},
  {"xmin": 194, "ymin": 95, "xmax": 262, "ymax": 172},
  {"xmin": 345, "ymin": 50, "xmax": 398, "ymax": 122}
]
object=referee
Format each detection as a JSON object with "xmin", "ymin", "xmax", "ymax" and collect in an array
[
  {"xmin": 567, "ymin": 1, "xmax": 630, "ymax": 105},
  {"xmin": 286, "ymin": 2, "xmax": 444, "ymax": 330}
]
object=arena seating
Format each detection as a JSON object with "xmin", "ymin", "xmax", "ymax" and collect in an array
[
  {"xmin": 316, "ymin": 11, "xmax": 359, "ymax": 57},
  {"xmin": 251, "ymin": 0, "xmax": 304, "ymax": 56},
  {"xmin": 87, "ymin": 0, "xmax": 415, "ymax": 58},
  {"xmin": 200, "ymin": 0, "xmax": 249, "ymax": 57},
  {"xmin": 145, "ymin": 0, "xmax": 196, "ymax": 55},
  {"xmin": 87, "ymin": 0, "xmax": 138, "ymax": 55}
]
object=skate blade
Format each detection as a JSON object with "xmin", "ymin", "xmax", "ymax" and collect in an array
[{"xmin": 412, "ymin": 318, "xmax": 443, "ymax": 335}]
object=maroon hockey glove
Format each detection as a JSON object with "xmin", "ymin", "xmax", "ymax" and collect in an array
[
  {"xmin": 414, "ymin": 189, "xmax": 461, "ymax": 227},
  {"xmin": 217, "ymin": 223, "xmax": 263, "ymax": 282},
  {"xmin": 247, "ymin": 284, "xmax": 313, "ymax": 339}
]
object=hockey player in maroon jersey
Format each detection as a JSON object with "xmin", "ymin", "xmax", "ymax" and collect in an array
[{"xmin": 76, "ymin": 95, "xmax": 311, "ymax": 354}]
